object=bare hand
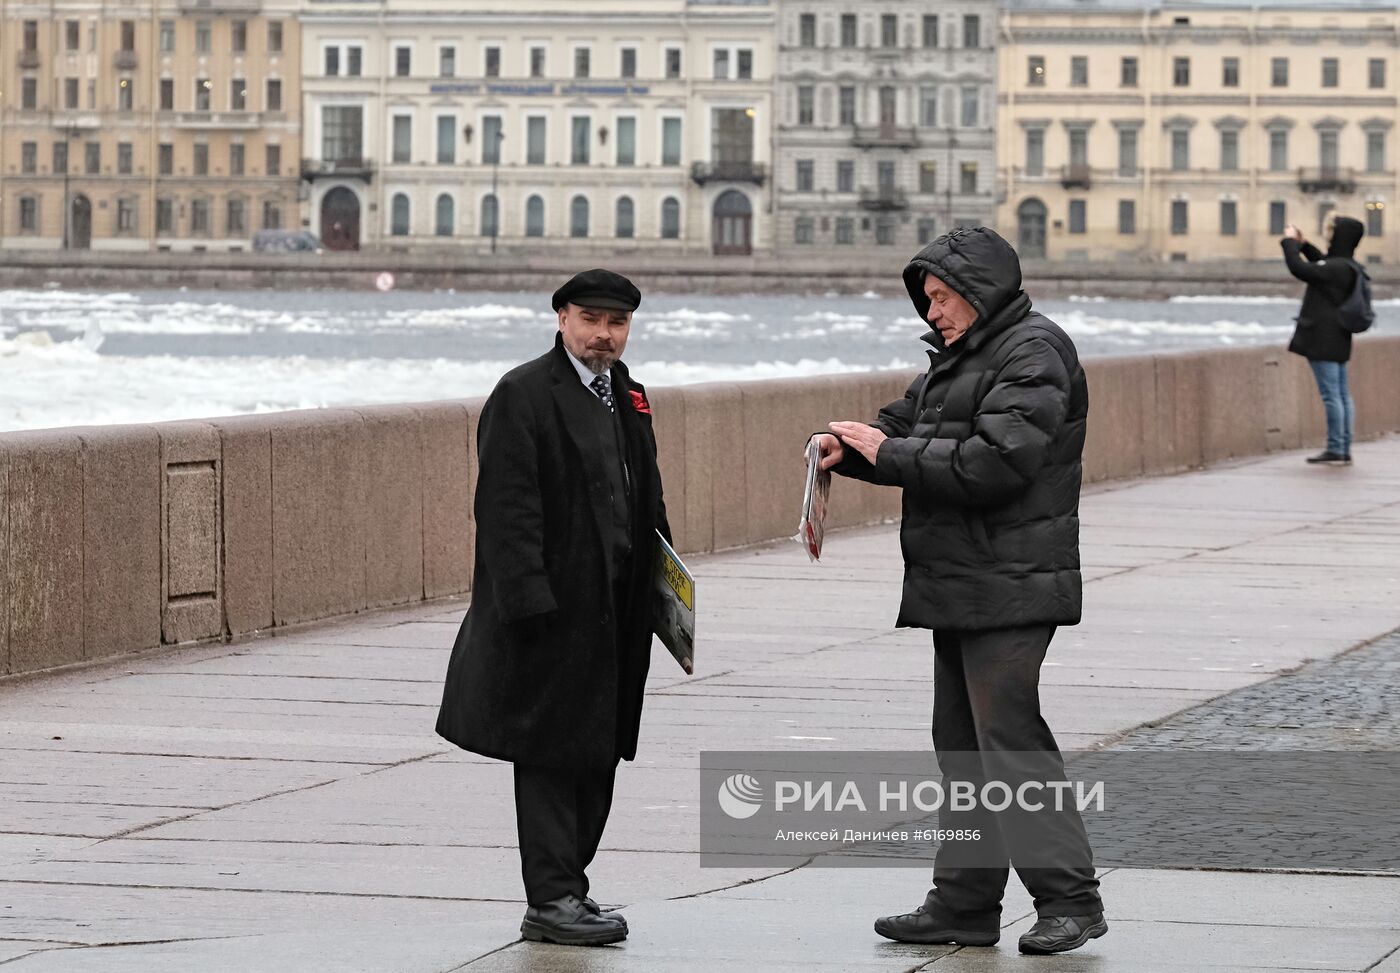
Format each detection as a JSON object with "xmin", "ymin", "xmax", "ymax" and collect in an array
[
  {"xmin": 1284, "ymin": 224, "xmax": 1306, "ymax": 244},
  {"xmin": 808, "ymin": 433, "xmax": 845, "ymax": 471},
  {"xmin": 828, "ymin": 421, "xmax": 888, "ymax": 465}
]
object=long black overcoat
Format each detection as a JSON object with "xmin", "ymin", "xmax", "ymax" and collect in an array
[{"xmin": 436, "ymin": 334, "xmax": 670, "ymax": 771}]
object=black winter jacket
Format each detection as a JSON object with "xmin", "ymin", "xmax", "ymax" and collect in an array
[
  {"xmin": 833, "ymin": 227, "xmax": 1088, "ymax": 632},
  {"xmin": 1284, "ymin": 216, "xmax": 1364, "ymax": 364}
]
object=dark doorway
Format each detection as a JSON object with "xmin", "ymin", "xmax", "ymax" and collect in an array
[
  {"xmin": 320, "ymin": 187, "xmax": 361, "ymax": 251},
  {"xmin": 712, "ymin": 189, "xmax": 752, "ymax": 256},
  {"xmin": 1017, "ymin": 197, "xmax": 1047, "ymax": 260},
  {"xmin": 70, "ymin": 194, "xmax": 92, "ymax": 249}
]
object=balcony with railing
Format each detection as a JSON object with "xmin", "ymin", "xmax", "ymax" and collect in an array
[
  {"xmin": 170, "ymin": 111, "xmax": 261, "ymax": 129},
  {"xmin": 49, "ymin": 113, "xmax": 103, "ymax": 130},
  {"xmin": 177, "ymin": 0, "xmax": 260, "ymax": 10},
  {"xmin": 114, "ymin": 49, "xmax": 138, "ymax": 71},
  {"xmin": 691, "ymin": 160, "xmax": 767, "ymax": 185},
  {"xmin": 858, "ymin": 186, "xmax": 908, "ymax": 210},
  {"xmin": 1298, "ymin": 167, "xmax": 1356, "ymax": 194},
  {"xmin": 301, "ymin": 158, "xmax": 375, "ymax": 182},
  {"xmin": 18, "ymin": 49, "xmax": 41, "ymax": 69},
  {"xmin": 851, "ymin": 124, "xmax": 920, "ymax": 149},
  {"xmin": 1061, "ymin": 163, "xmax": 1092, "ymax": 190}
]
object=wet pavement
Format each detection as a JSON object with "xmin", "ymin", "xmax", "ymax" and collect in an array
[{"xmin": 1, "ymin": 438, "xmax": 1399, "ymax": 971}]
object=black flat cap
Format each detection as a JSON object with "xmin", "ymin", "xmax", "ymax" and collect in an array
[{"xmin": 551, "ymin": 268, "xmax": 641, "ymax": 312}]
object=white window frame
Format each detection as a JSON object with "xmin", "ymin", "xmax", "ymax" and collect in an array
[
  {"xmin": 433, "ymin": 110, "xmax": 458, "ymax": 165},
  {"xmin": 661, "ymin": 44, "xmax": 683, "ymax": 79},
  {"xmin": 391, "ymin": 41, "xmax": 415, "ymax": 78},
  {"xmin": 437, "ymin": 44, "xmax": 457, "ymax": 78},
  {"xmin": 618, "ymin": 44, "xmax": 639, "ymax": 79},
  {"xmin": 525, "ymin": 42, "xmax": 549, "ymax": 78},
  {"xmin": 659, "ymin": 112, "xmax": 684, "ymax": 166},
  {"xmin": 571, "ymin": 44, "xmax": 592, "ymax": 79},
  {"xmin": 320, "ymin": 40, "xmax": 367, "ymax": 78},
  {"xmin": 614, "ymin": 113, "xmax": 638, "ymax": 166},
  {"xmin": 524, "ymin": 113, "xmax": 549, "ymax": 165},
  {"xmin": 388, "ymin": 110, "xmax": 414, "ymax": 165},
  {"xmin": 480, "ymin": 41, "xmax": 504, "ymax": 78}
]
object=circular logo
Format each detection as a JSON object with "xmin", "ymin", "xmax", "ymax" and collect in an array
[
  {"xmin": 717, "ymin": 773, "xmax": 764, "ymax": 820},
  {"xmin": 375, "ymin": 271, "xmax": 396, "ymax": 292}
]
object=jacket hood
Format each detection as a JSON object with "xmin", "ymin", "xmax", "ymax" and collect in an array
[
  {"xmin": 903, "ymin": 227, "xmax": 1027, "ymax": 332},
  {"xmin": 1327, "ymin": 216, "xmax": 1365, "ymax": 258}
]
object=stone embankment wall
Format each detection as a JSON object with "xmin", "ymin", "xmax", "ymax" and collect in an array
[{"xmin": 2, "ymin": 338, "xmax": 1398, "ymax": 677}]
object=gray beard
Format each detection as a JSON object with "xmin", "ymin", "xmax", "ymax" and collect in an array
[{"xmin": 581, "ymin": 355, "xmax": 614, "ymax": 376}]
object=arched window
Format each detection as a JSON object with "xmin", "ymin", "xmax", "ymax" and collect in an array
[
  {"xmin": 660, "ymin": 196, "xmax": 680, "ymax": 239},
  {"xmin": 525, "ymin": 195, "xmax": 545, "ymax": 237},
  {"xmin": 390, "ymin": 193, "xmax": 410, "ymax": 236},
  {"xmin": 570, "ymin": 195, "xmax": 589, "ymax": 238},
  {"xmin": 480, "ymin": 193, "xmax": 499, "ymax": 237},
  {"xmin": 435, "ymin": 194, "xmax": 454, "ymax": 237},
  {"xmin": 615, "ymin": 196, "xmax": 635, "ymax": 238}
]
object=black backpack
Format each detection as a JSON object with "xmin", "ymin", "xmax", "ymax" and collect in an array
[{"xmin": 1337, "ymin": 259, "xmax": 1375, "ymax": 334}]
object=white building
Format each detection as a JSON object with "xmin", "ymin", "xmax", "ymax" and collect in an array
[{"xmin": 299, "ymin": 0, "xmax": 774, "ymax": 255}]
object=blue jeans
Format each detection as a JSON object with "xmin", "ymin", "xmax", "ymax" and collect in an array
[{"xmin": 1309, "ymin": 360, "xmax": 1354, "ymax": 456}]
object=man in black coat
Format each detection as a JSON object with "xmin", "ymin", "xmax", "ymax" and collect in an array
[
  {"xmin": 436, "ymin": 269, "xmax": 671, "ymax": 946},
  {"xmin": 812, "ymin": 227, "xmax": 1105, "ymax": 955},
  {"xmin": 1283, "ymin": 214, "xmax": 1364, "ymax": 465}
]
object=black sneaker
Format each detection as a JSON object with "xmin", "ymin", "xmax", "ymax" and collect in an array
[
  {"xmin": 1306, "ymin": 451, "xmax": 1348, "ymax": 465},
  {"xmin": 1018, "ymin": 912, "xmax": 1108, "ymax": 954},
  {"xmin": 874, "ymin": 893, "xmax": 999, "ymax": 946}
]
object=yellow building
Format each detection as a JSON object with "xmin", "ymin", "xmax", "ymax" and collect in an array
[
  {"xmin": 997, "ymin": 0, "xmax": 1400, "ymax": 264},
  {"xmin": 0, "ymin": 0, "xmax": 301, "ymax": 251}
]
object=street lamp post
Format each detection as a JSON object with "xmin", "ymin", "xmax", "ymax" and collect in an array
[{"xmin": 490, "ymin": 129, "xmax": 505, "ymax": 254}]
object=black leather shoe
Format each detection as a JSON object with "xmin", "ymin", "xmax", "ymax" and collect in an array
[
  {"xmin": 582, "ymin": 896, "xmax": 628, "ymax": 931},
  {"xmin": 1307, "ymin": 451, "xmax": 1349, "ymax": 465},
  {"xmin": 1018, "ymin": 912, "xmax": 1107, "ymax": 954},
  {"xmin": 874, "ymin": 893, "xmax": 999, "ymax": 946},
  {"xmin": 520, "ymin": 894, "xmax": 627, "ymax": 946}
]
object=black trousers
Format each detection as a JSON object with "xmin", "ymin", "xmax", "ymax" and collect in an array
[
  {"xmin": 930, "ymin": 624, "xmax": 1102, "ymax": 918},
  {"xmin": 513, "ymin": 761, "xmax": 618, "ymax": 906}
]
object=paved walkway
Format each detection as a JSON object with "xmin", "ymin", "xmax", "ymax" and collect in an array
[{"xmin": 2, "ymin": 439, "xmax": 1400, "ymax": 971}]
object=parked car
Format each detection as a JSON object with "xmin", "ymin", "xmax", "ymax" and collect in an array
[{"xmin": 252, "ymin": 230, "xmax": 325, "ymax": 253}]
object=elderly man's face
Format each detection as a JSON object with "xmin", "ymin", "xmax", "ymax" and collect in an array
[
  {"xmin": 923, "ymin": 274, "xmax": 979, "ymax": 346},
  {"xmin": 559, "ymin": 303, "xmax": 632, "ymax": 374}
]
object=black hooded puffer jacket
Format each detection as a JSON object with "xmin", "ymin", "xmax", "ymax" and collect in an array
[
  {"xmin": 833, "ymin": 227, "xmax": 1089, "ymax": 631},
  {"xmin": 1283, "ymin": 215, "xmax": 1364, "ymax": 364}
]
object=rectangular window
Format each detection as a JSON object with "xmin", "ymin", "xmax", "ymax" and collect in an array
[
  {"xmin": 920, "ymin": 161, "xmax": 937, "ymax": 193},
  {"xmin": 1118, "ymin": 127, "xmax": 1138, "ymax": 175},
  {"xmin": 266, "ymin": 79, "xmax": 282, "ymax": 112},
  {"xmin": 963, "ymin": 14, "xmax": 980, "ymax": 48},
  {"xmin": 1071, "ymin": 56, "xmax": 1088, "ymax": 87},
  {"xmin": 160, "ymin": 79, "xmax": 174, "ymax": 111},
  {"xmin": 1211, "ymin": 129, "xmax": 1236, "ymax": 171},
  {"xmin": 531, "ymin": 47, "xmax": 546, "ymax": 78},
  {"xmin": 482, "ymin": 114, "xmax": 502, "ymax": 164},
  {"xmin": 737, "ymin": 49, "xmax": 752, "ymax": 80},
  {"xmin": 571, "ymin": 116, "xmax": 590, "ymax": 164},
  {"xmin": 392, "ymin": 115, "xmax": 411, "ymax": 163},
  {"xmin": 348, "ymin": 47, "xmax": 362, "ymax": 76},
  {"xmin": 881, "ymin": 14, "xmax": 898, "ymax": 48},
  {"xmin": 799, "ymin": 13, "xmax": 816, "ymax": 48},
  {"xmin": 840, "ymin": 14, "xmax": 857, "ymax": 47},
  {"xmin": 439, "ymin": 46, "xmax": 456, "ymax": 78},
  {"xmin": 1119, "ymin": 199, "xmax": 1136, "ymax": 234},
  {"xmin": 85, "ymin": 141, "xmax": 100, "ymax": 175},
  {"xmin": 21, "ymin": 79, "xmax": 36, "ymax": 110},
  {"xmin": 960, "ymin": 161, "xmax": 977, "ymax": 194},
  {"xmin": 230, "ymin": 143, "xmax": 245, "ymax": 176},
  {"xmin": 1270, "ymin": 201, "xmax": 1287, "ymax": 236},
  {"xmin": 194, "ymin": 79, "xmax": 210, "ymax": 111},
  {"xmin": 437, "ymin": 114, "xmax": 456, "ymax": 164},
  {"xmin": 1271, "ymin": 57, "xmax": 1288, "ymax": 87},
  {"xmin": 835, "ymin": 217, "xmax": 854, "ymax": 245},
  {"xmin": 662, "ymin": 117, "xmax": 682, "ymax": 165},
  {"xmin": 1269, "ymin": 130, "xmax": 1288, "ymax": 171},
  {"xmin": 196, "ymin": 20, "xmax": 210, "ymax": 53},
  {"xmin": 231, "ymin": 79, "xmax": 246, "ymax": 111},
  {"xmin": 158, "ymin": 143, "xmax": 172, "ymax": 175},
  {"xmin": 574, "ymin": 46, "xmax": 590, "ymax": 78},
  {"xmin": 1218, "ymin": 199, "xmax": 1238, "ymax": 236},
  {"xmin": 1320, "ymin": 130, "xmax": 1339, "ymax": 172},
  {"xmin": 191, "ymin": 199, "xmax": 209, "ymax": 235},
  {"xmin": 665, "ymin": 47, "xmax": 681, "ymax": 79},
  {"xmin": 53, "ymin": 142, "xmax": 69, "ymax": 174},
  {"xmin": 1367, "ymin": 131, "xmax": 1386, "ymax": 173},
  {"xmin": 1370, "ymin": 58, "xmax": 1386, "ymax": 89},
  {"xmin": 920, "ymin": 87, "xmax": 938, "ymax": 127},
  {"xmin": 1322, "ymin": 58, "xmax": 1338, "ymax": 88},
  {"xmin": 839, "ymin": 86, "xmax": 856, "ymax": 125},
  {"xmin": 922, "ymin": 15, "xmax": 938, "ymax": 48},
  {"xmin": 395, "ymin": 46, "xmax": 411, "ymax": 77},
  {"xmin": 713, "ymin": 48, "xmax": 729, "ymax": 79},
  {"xmin": 325, "ymin": 46, "xmax": 340, "ymax": 76},
  {"xmin": 117, "ymin": 198, "xmax": 135, "ymax": 234},
  {"xmin": 794, "ymin": 217, "xmax": 814, "ymax": 245},
  {"xmin": 1171, "ymin": 129, "xmax": 1190, "ymax": 171},
  {"xmin": 1367, "ymin": 204, "xmax": 1383, "ymax": 238},
  {"xmin": 65, "ymin": 19, "xmax": 79, "ymax": 50},
  {"xmin": 918, "ymin": 218, "xmax": 937, "ymax": 244},
  {"xmin": 1174, "ymin": 57, "xmax": 1190, "ymax": 87},
  {"xmin": 268, "ymin": 21, "xmax": 283, "ymax": 54},
  {"xmin": 156, "ymin": 197, "xmax": 174, "ymax": 234},
  {"xmin": 265, "ymin": 144, "xmax": 281, "ymax": 175},
  {"xmin": 193, "ymin": 142, "xmax": 208, "ymax": 176},
  {"xmin": 231, "ymin": 20, "xmax": 246, "ymax": 53},
  {"xmin": 527, "ymin": 116, "xmax": 546, "ymax": 164},
  {"xmin": 1028, "ymin": 56, "xmax": 1045, "ymax": 86},
  {"xmin": 87, "ymin": 78, "xmax": 96, "ymax": 110},
  {"xmin": 875, "ymin": 218, "xmax": 895, "ymax": 246},
  {"xmin": 837, "ymin": 160, "xmax": 854, "ymax": 192},
  {"xmin": 118, "ymin": 78, "xmax": 134, "ymax": 112},
  {"xmin": 1025, "ymin": 129, "xmax": 1044, "ymax": 176},
  {"xmin": 484, "ymin": 46, "xmax": 500, "ymax": 78},
  {"xmin": 65, "ymin": 78, "xmax": 80, "ymax": 110},
  {"xmin": 1171, "ymin": 200, "xmax": 1188, "ymax": 235},
  {"xmin": 20, "ymin": 197, "xmax": 38, "ymax": 232},
  {"xmin": 798, "ymin": 85, "xmax": 814, "ymax": 126},
  {"xmin": 120, "ymin": 20, "xmax": 135, "ymax": 51},
  {"xmin": 227, "ymin": 198, "xmax": 245, "ymax": 236},
  {"xmin": 160, "ymin": 20, "xmax": 175, "ymax": 52},
  {"xmin": 21, "ymin": 142, "xmax": 36, "ymax": 173},
  {"xmin": 796, "ymin": 159, "xmax": 814, "ymax": 192},
  {"xmin": 960, "ymin": 86, "xmax": 978, "ymax": 127},
  {"xmin": 616, "ymin": 116, "xmax": 636, "ymax": 166},
  {"xmin": 621, "ymin": 47, "xmax": 637, "ymax": 79},
  {"xmin": 1068, "ymin": 199, "xmax": 1086, "ymax": 234},
  {"xmin": 263, "ymin": 200, "xmax": 282, "ymax": 230}
]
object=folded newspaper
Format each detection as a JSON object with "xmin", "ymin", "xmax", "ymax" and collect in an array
[
  {"xmin": 653, "ymin": 531, "xmax": 695, "ymax": 674},
  {"xmin": 797, "ymin": 439, "xmax": 831, "ymax": 561}
]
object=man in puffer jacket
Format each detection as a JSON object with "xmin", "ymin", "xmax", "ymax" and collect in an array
[{"xmin": 811, "ymin": 227, "xmax": 1105, "ymax": 955}]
